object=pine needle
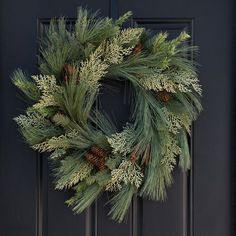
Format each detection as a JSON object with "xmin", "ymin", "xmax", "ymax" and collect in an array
[{"xmin": 108, "ymin": 185, "xmax": 135, "ymax": 223}]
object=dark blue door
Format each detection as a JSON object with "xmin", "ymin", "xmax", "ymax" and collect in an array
[{"xmin": 0, "ymin": 0, "xmax": 233, "ymax": 235}]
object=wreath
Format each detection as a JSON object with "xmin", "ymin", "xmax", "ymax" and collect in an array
[{"xmin": 12, "ymin": 8, "xmax": 202, "ymax": 222}]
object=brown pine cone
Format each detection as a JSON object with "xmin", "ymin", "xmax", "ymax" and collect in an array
[
  {"xmin": 156, "ymin": 90, "xmax": 171, "ymax": 102},
  {"xmin": 130, "ymin": 152, "xmax": 137, "ymax": 163},
  {"xmin": 64, "ymin": 64, "xmax": 76, "ymax": 76},
  {"xmin": 91, "ymin": 146, "xmax": 107, "ymax": 159},
  {"xmin": 97, "ymin": 159, "xmax": 106, "ymax": 170},
  {"xmin": 85, "ymin": 152, "xmax": 100, "ymax": 166},
  {"xmin": 133, "ymin": 43, "xmax": 143, "ymax": 55},
  {"xmin": 85, "ymin": 152, "xmax": 106, "ymax": 170},
  {"xmin": 63, "ymin": 64, "xmax": 80, "ymax": 82}
]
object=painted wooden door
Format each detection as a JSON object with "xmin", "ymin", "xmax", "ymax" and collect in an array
[{"xmin": 0, "ymin": 0, "xmax": 233, "ymax": 235}]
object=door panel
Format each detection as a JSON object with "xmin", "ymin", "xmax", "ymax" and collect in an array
[{"xmin": 0, "ymin": 0, "xmax": 233, "ymax": 236}]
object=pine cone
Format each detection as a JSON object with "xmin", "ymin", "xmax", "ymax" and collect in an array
[
  {"xmin": 64, "ymin": 64, "xmax": 76, "ymax": 76},
  {"xmin": 156, "ymin": 90, "xmax": 171, "ymax": 102},
  {"xmin": 85, "ymin": 152, "xmax": 100, "ymax": 165},
  {"xmin": 63, "ymin": 64, "xmax": 80, "ymax": 82},
  {"xmin": 130, "ymin": 152, "xmax": 137, "ymax": 163},
  {"xmin": 133, "ymin": 43, "xmax": 143, "ymax": 55},
  {"xmin": 91, "ymin": 146, "xmax": 107, "ymax": 159},
  {"xmin": 97, "ymin": 159, "xmax": 106, "ymax": 170},
  {"xmin": 85, "ymin": 152, "xmax": 106, "ymax": 170}
]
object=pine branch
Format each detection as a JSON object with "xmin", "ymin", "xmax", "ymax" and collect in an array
[
  {"xmin": 55, "ymin": 154, "xmax": 93, "ymax": 190},
  {"xmin": 177, "ymin": 129, "xmax": 191, "ymax": 170},
  {"xmin": 106, "ymin": 160, "xmax": 143, "ymax": 192},
  {"xmin": 14, "ymin": 112, "xmax": 62, "ymax": 145},
  {"xmin": 12, "ymin": 69, "xmax": 40, "ymax": 101},
  {"xmin": 114, "ymin": 11, "xmax": 133, "ymax": 26},
  {"xmin": 108, "ymin": 185, "xmax": 135, "ymax": 223},
  {"xmin": 32, "ymin": 74, "xmax": 62, "ymax": 109},
  {"xmin": 66, "ymin": 183, "xmax": 103, "ymax": 214}
]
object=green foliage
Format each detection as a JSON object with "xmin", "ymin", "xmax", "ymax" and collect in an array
[
  {"xmin": 140, "ymin": 132, "xmax": 181, "ymax": 200},
  {"xmin": 106, "ymin": 154, "xmax": 123, "ymax": 170},
  {"xmin": 149, "ymin": 31, "xmax": 197, "ymax": 71},
  {"xmin": 79, "ymin": 46, "xmax": 109, "ymax": 89},
  {"xmin": 139, "ymin": 69, "xmax": 202, "ymax": 95},
  {"xmin": 49, "ymin": 148, "xmax": 66, "ymax": 160},
  {"xmin": 106, "ymin": 160, "xmax": 143, "ymax": 192},
  {"xmin": 59, "ymin": 78, "xmax": 98, "ymax": 124},
  {"xmin": 107, "ymin": 124, "xmax": 137, "ymax": 156},
  {"xmin": 55, "ymin": 154, "xmax": 93, "ymax": 190},
  {"xmin": 52, "ymin": 113, "xmax": 72, "ymax": 128},
  {"xmin": 74, "ymin": 7, "xmax": 118, "ymax": 48},
  {"xmin": 114, "ymin": 11, "xmax": 133, "ymax": 26},
  {"xmin": 14, "ymin": 112, "xmax": 62, "ymax": 145},
  {"xmin": 39, "ymin": 17, "xmax": 82, "ymax": 77},
  {"xmin": 12, "ymin": 69, "xmax": 40, "ymax": 101},
  {"xmin": 40, "ymin": 46, "xmax": 75, "ymax": 78},
  {"xmin": 108, "ymin": 185, "xmax": 136, "ymax": 223},
  {"xmin": 13, "ymin": 7, "xmax": 202, "ymax": 223},
  {"xmin": 94, "ymin": 169, "xmax": 111, "ymax": 186},
  {"xmin": 32, "ymin": 74, "xmax": 62, "ymax": 109},
  {"xmin": 39, "ymin": 8, "xmax": 135, "ymax": 77},
  {"xmin": 66, "ymin": 182, "xmax": 103, "ymax": 213},
  {"xmin": 177, "ymin": 129, "xmax": 191, "ymax": 170},
  {"xmin": 33, "ymin": 129, "xmax": 92, "ymax": 152}
]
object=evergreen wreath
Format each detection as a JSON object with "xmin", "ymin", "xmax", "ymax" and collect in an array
[{"xmin": 12, "ymin": 8, "xmax": 202, "ymax": 222}]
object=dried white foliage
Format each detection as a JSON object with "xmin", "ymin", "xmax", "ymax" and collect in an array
[
  {"xmin": 140, "ymin": 70, "xmax": 202, "ymax": 95},
  {"xmin": 33, "ymin": 130, "xmax": 79, "ymax": 152},
  {"xmin": 55, "ymin": 161, "xmax": 93, "ymax": 190},
  {"xmin": 160, "ymin": 133, "xmax": 182, "ymax": 171},
  {"xmin": 32, "ymin": 74, "xmax": 62, "ymax": 109},
  {"xmin": 105, "ymin": 160, "xmax": 143, "ymax": 191},
  {"xmin": 107, "ymin": 124, "xmax": 136, "ymax": 156},
  {"xmin": 79, "ymin": 46, "xmax": 109, "ymax": 89},
  {"xmin": 162, "ymin": 107, "xmax": 192, "ymax": 134}
]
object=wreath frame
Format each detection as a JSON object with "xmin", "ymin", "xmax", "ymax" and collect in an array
[{"xmin": 12, "ymin": 8, "xmax": 202, "ymax": 223}]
